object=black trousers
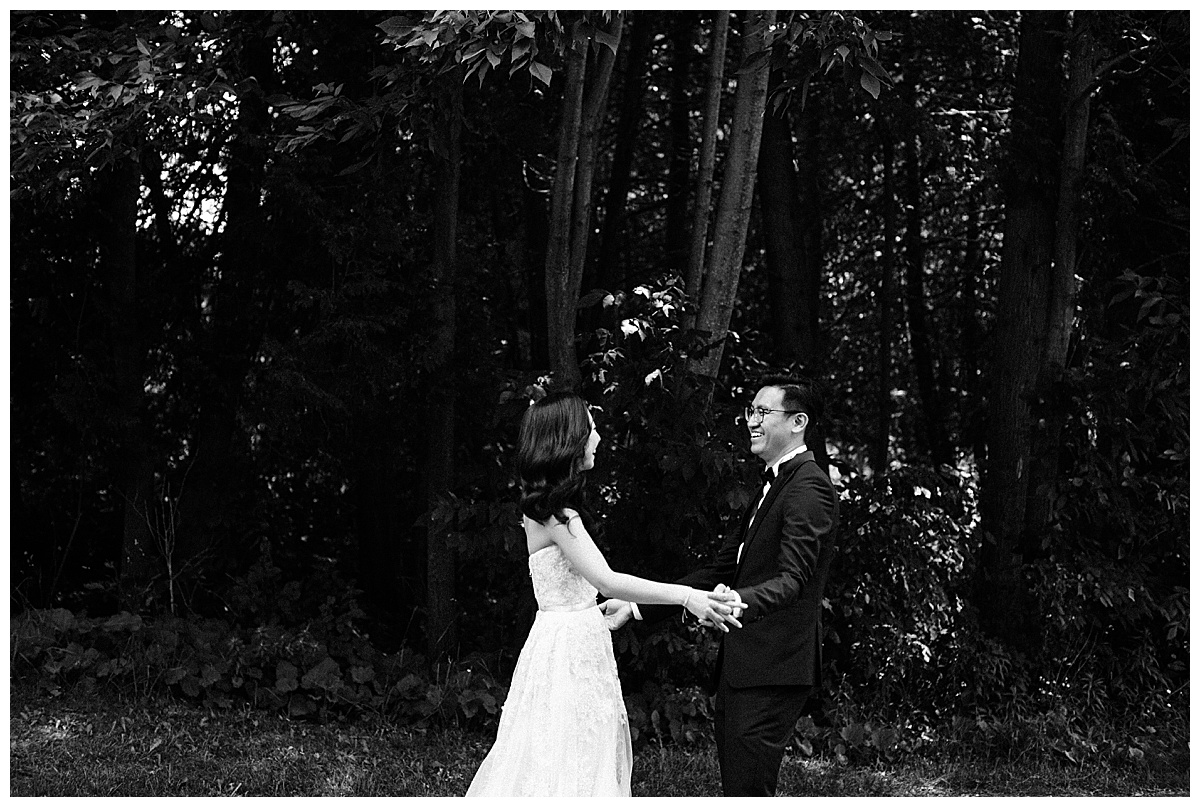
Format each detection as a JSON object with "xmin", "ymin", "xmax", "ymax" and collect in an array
[{"xmin": 714, "ymin": 675, "xmax": 812, "ymax": 797}]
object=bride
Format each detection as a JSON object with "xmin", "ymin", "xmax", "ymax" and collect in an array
[{"xmin": 466, "ymin": 391, "xmax": 742, "ymax": 797}]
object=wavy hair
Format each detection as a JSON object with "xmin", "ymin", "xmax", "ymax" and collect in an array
[{"xmin": 516, "ymin": 391, "xmax": 592, "ymax": 524}]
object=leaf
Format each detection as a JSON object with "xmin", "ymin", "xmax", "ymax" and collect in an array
[
  {"xmin": 858, "ymin": 53, "xmax": 892, "ymax": 83},
  {"xmin": 511, "ymin": 37, "xmax": 533, "ymax": 64},
  {"xmin": 841, "ymin": 721, "xmax": 867, "ymax": 746},
  {"xmin": 180, "ymin": 675, "xmax": 200, "ymax": 698},
  {"xmin": 199, "ymin": 663, "xmax": 222, "ymax": 687},
  {"xmin": 337, "ymin": 156, "xmax": 372, "ymax": 176},
  {"xmin": 594, "ymin": 27, "xmax": 620, "ymax": 55},
  {"xmin": 529, "ymin": 61, "xmax": 552, "ymax": 87},
  {"xmin": 577, "ymin": 289, "xmax": 610, "ymax": 308},
  {"xmin": 102, "ymin": 612, "xmax": 143, "ymax": 632},
  {"xmin": 860, "ymin": 72, "xmax": 881, "ymax": 100},
  {"xmin": 275, "ymin": 660, "xmax": 299, "ymax": 693},
  {"xmin": 377, "ymin": 16, "xmax": 412, "ymax": 38},
  {"xmin": 302, "ymin": 657, "xmax": 342, "ymax": 690},
  {"xmin": 289, "ymin": 694, "xmax": 317, "ymax": 717},
  {"xmin": 74, "ymin": 73, "xmax": 105, "ymax": 94}
]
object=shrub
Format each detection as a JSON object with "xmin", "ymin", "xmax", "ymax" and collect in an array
[{"xmin": 10, "ymin": 603, "xmax": 506, "ymax": 730}]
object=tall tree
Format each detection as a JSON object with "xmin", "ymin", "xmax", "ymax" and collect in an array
[
  {"xmin": 689, "ymin": 10, "xmax": 776, "ymax": 380},
  {"xmin": 100, "ymin": 152, "xmax": 159, "ymax": 609},
  {"xmin": 900, "ymin": 76, "xmax": 953, "ymax": 470},
  {"xmin": 756, "ymin": 67, "xmax": 821, "ymax": 367},
  {"xmin": 1023, "ymin": 11, "xmax": 1098, "ymax": 537},
  {"xmin": 684, "ymin": 10, "xmax": 729, "ymax": 317},
  {"xmin": 595, "ymin": 12, "xmax": 654, "ymax": 294},
  {"xmin": 664, "ymin": 14, "xmax": 697, "ymax": 274},
  {"xmin": 872, "ymin": 121, "xmax": 897, "ymax": 476},
  {"xmin": 544, "ymin": 13, "xmax": 623, "ymax": 388},
  {"xmin": 975, "ymin": 10, "xmax": 1069, "ymax": 647},
  {"xmin": 422, "ymin": 73, "xmax": 465, "ymax": 657}
]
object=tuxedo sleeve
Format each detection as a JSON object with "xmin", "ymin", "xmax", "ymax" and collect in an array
[
  {"xmin": 634, "ymin": 530, "xmax": 742, "ymax": 625},
  {"xmin": 738, "ymin": 474, "xmax": 836, "ymax": 622}
]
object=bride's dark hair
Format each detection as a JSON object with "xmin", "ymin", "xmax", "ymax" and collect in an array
[{"xmin": 517, "ymin": 391, "xmax": 592, "ymax": 524}]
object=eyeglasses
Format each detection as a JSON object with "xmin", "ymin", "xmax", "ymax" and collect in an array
[{"xmin": 744, "ymin": 406, "xmax": 802, "ymax": 423}]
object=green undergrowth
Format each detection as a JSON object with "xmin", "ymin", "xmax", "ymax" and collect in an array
[{"xmin": 10, "ymin": 682, "xmax": 1188, "ymax": 797}]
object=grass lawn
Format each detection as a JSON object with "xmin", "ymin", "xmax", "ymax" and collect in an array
[{"xmin": 9, "ymin": 684, "xmax": 1188, "ymax": 797}]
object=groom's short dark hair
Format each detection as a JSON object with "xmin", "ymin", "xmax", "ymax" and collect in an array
[{"xmin": 757, "ymin": 374, "xmax": 825, "ymax": 429}]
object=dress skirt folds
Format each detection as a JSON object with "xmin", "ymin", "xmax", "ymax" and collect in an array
[{"xmin": 466, "ymin": 545, "xmax": 632, "ymax": 797}]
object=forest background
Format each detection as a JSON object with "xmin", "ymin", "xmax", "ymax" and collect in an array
[{"xmin": 9, "ymin": 9, "xmax": 1189, "ymax": 772}]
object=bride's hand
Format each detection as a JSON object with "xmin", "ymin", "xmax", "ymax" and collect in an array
[
  {"xmin": 600, "ymin": 599, "xmax": 632, "ymax": 631},
  {"xmin": 699, "ymin": 584, "xmax": 745, "ymax": 629},
  {"xmin": 683, "ymin": 588, "xmax": 742, "ymax": 631}
]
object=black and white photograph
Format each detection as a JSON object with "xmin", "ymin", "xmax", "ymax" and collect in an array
[{"xmin": 9, "ymin": 9, "xmax": 1189, "ymax": 797}]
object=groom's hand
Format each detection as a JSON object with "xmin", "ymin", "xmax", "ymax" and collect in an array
[
  {"xmin": 600, "ymin": 598, "xmax": 633, "ymax": 631},
  {"xmin": 699, "ymin": 585, "xmax": 745, "ymax": 630}
]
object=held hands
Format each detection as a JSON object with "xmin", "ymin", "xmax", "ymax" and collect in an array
[
  {"xmin": 683, "ymin": 586, "xmax": 743, "ymax": 632},
  {"xmin": 600, "ymin": 598, "xmax": 632, "ymax": 631},
  {"xmin": 698, "ymin": 584, "xmax": 745, "ymax": 631}
]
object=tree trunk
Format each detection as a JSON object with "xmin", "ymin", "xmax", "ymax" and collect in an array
[
  {"xmin": 685, "ymin": 10, "xmax": 729, "ymax": 321},
  {"xmin": 1024, "ymin": 11, "xmax": 1097, "ymax": 542},
  {"xmin": 596, "ymin": 11, "xmax": 653, "ymax": 294},
  {"xmin": 103, "ymin": 154, "xmax": 157, "ymax": 611},
  {"xmin": 522, "ymin": 181, "xmax": 550, "ymax": 370},
  {"xmin": 794, "ymin": 97, "xmax": 824, "ymax": 362},
  {"xmin": 172, "ymin": 18, "xmax": 275, "ymax": 608},
  {"xmin": 689, "ymin": 10, "xmax": 775, "ymax": 379},
  {"xmin": 423, "ymin": 74, "xmax": 463, "ymax": 658},
  {"xmin": 757, "ymin": 68, "xmax": 821, "ymax": 367},
  {"xmin": 352, "ymin": 416, "xmax": 409, "ymax": 642},
  {"xmin": 872, "ymin": 123, "xmax": 897, "ymax": 477},
  {"xmin": 544, "ymin": 21, "xmax": 588, "ymax": 388},
  {"xmin": 975, "ymin": 10, "xmax": 1068, "ymax": 649},
  {"xmin": 901, "ymin": 102, "xmax": 953, "ymax": 470},
  {"xmin": 665, "ymin": 13, "xmax": 696, "ymax": 274},
  {"xmin": 960, "ymin": 205, "xmax": 987, "ymax": 467},
  {"xmin": 568, "ymin": 12, "xmax": 621, "ymax": 299},
  {"xmin": 545, "ymin": 14, "xmax": 622, "ymax": 388}
]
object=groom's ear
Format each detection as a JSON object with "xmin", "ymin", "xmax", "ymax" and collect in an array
[{"xmin": 792, "ymin": 412, "xmax": 808, "ymax": 434}]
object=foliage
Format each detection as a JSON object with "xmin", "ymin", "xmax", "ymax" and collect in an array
[
  {"xmin": 11, "ymin": 580, "xmax": 508, "ymax": 730},
  {"xmin": 11, "ymin": 11, "xmax": 231, "ymax": 189},
  {"xmin": 824, "ymin": 464, "xmax": 977, "ymax": 717},
  {"xmin": 774, "ymin": 11, "xmax": 896, "ymax": 101}
]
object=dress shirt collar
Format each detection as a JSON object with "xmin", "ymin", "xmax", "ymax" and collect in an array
[{"xmin": 764, "ymin": 444, "xmax": 808, "ymax": 482}]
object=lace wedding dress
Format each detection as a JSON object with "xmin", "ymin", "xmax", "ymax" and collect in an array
[{"xmin": 466, "ymin": 544, "xmax": 633, "ymax": 796}]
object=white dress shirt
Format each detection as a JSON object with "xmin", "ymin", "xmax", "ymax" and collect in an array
[{"xmin": 738, "ymin": 444, "xmax": 806, "ymax": 562}]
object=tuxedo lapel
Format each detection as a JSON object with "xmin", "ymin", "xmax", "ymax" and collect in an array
[{"xmin": 735, "ymin": 451, "xmax": 814, "ymax": 574}]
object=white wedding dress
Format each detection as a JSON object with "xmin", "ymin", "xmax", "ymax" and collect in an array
[{"xmin": 466, "ymin": 543, "xmax": 633, "ymax": 796}]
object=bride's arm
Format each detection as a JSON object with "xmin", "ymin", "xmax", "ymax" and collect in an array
[{"xmin": 548, "ymin": 513, "xmax": 740, "ymax": 627}]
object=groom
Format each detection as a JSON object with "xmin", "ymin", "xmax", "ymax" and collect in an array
[{"xmin": 608, "ymin": 375, "xmax": 839, "ymax": 796}]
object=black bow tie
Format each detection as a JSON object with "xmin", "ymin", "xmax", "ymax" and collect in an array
[{"xmin": 761, "ymin": 468, "xmax": 775, "ymax": 487}]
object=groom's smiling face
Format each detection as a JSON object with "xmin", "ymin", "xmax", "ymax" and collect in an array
[{"xmin": 748, "ymin": 386, "xmax": 802, "ymax": 467}]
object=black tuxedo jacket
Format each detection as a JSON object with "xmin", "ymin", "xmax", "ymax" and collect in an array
[{"xmin": 641, "ymin": 450, "xmax": 839, "ymax": 689}]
